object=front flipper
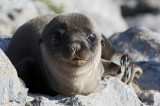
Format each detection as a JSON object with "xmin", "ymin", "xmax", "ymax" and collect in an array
[
  {"xmin": 100, "ymin": 34, "xmax": 143, "ymax": 92},
  {"xmin": 110, "ymin": 52, "xmax": 143, "ymax": 92},
  {"xmin": 101, "ymin": 59, "xmax": 121, "ymax": 77}
]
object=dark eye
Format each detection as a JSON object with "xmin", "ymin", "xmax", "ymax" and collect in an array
[
  {"xmin": 51, "ymin": 32, "xmax": 62, "ymax": 45},
  {"xmin": 88, "ymin": 34, "xmax": 96, "ymax": 42},
  {"xmin": 87, "ymin": 34, "xmax": 96, "ymax": 45}
]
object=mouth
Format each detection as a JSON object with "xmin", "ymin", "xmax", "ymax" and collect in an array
[{"xmin": 61, "ymin": 58, "xmax": 88, "ymax": 66}]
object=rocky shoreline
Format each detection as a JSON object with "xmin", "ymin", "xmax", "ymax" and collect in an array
[
  {"xmin": 0, "ymin": 0, "xmax": 160, "ymax": 105},
  {"xmin": 0, "ymin": 26, "xmax": 160, "ymax": 106}
]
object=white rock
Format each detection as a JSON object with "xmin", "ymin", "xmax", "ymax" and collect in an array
[
  {"xmin": 0, "ymin": 0, "xmax": 38, "ymax": 36},
  {"xmin": 27, "ymin": 76, "xmax": 144, "ymax": 106},
  {"xmin": 0, "ymin": 49, "xmax": 28, "ymax": 105},
  {"xmin": 26, "ymin": 96, "xmax": 53, "ymax": 106},
  {"xmin": 0, "ymin": 0, "xmax": 54, "ymax": 36},
  {"xmin": 1, "ymin": 36, "xmax": 160, "ymax": 105},
  {"xmin": 109, "ymin": 26, "xmax": 160, "ymax": 62},
  {"xmin": 3, "ymin": 101, "xmax": 21, "ymax": 106}
]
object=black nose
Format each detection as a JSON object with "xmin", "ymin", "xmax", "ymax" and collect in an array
[{"xmin": 69, "ymin": 42, "xmax": 81, "ymax": 56}]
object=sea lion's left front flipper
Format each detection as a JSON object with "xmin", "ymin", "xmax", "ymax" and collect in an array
[
  {"xmin": 123, "ymin": 63, "xmax": 143, "ymax": 93},
  {"xmin": 111, "ymin": 53, "xmax": 143, "ymax": 93},
  {"xmin": 101, "ymin": 34, "xmax": 143, "ymax": 92}
]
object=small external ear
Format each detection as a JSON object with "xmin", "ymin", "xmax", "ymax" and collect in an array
[
  {"xmin": 38, "ymin": 37, "xmax": 43, "ymax": 46},
  {"xmin": 101, "ymin": 39, "xmax": 105, "ymax": 47},
  {"xmin": 101, "ymin": 34, "xmax": 116, "ymax": 60}
]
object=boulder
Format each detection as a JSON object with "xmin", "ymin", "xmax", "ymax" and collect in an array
[
  {"xmin": 109, "ymin": 26, "xmax": 160, "ymax": 62},
  {"xmin": 0, "ymin": 38, "xmax": 160, "ymax": 106},
  {"xmin": 0, "ymin": 48, "xmax": 28, "ymax": 105},
  {"xmin": 137, "ymin": 61, "xmax": 160, "ymax": 91},
  {"xmin": 0, "ymin": 35, "xmax": 160, "ymax": 105},
  {"xmin": 26, "ymin": 76, "xmax": 144, "ymax": 106},
  {"xmin": 26, "ymin": 70, "xmax": 160, "ymax": 106},
  {"xmin": 0, "ymin": 0, "xmax": 38, "ymax": 36},
  {"xmin": 0, "ymin": 0, "xmax": 54, "ymax": 36},
  {"xmin": 137, "ymin": 90, "xmax": 160, "ymax": 106}
]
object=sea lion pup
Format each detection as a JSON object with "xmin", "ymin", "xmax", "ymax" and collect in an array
[{"xmin": 7, "ymin": 13, "xmax": 142, "ymax": 96}]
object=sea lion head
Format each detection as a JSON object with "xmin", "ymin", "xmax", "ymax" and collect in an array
[
  {"xmin": 38, "ymin": 13, "xmax": 114, "ymax": 95},
  {"xmin": 40, "ymin": 13, "xmax": 103, "ymax": 68}
]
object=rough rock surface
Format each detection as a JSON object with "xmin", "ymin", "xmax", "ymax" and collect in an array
[
  {"xmin": 137, "ymin": 61, "xmax": 160, "ymax": 91},
  {"xmin": 0, "ymin": 37, "xmax": 11, "ymax": 52},
  {"xmin": 0, "ymin": 0, "xmax": 54, "ymax": 36},
  {"xmin": 0, "ymin": 48, "xmax": 28, "ymax": 105},
  {"xmin": 26, "ymin": 76, "xmax": 143, "ymax": 106},
  {"xmin": 137, "ymin": 90, "xmax": 160, "ymax": 106},
  {"xmin": 0, "ymin": 35, "xmax": 160, "ymax": 105},
  {"xmin": 25, "ymin": 62, "xmax": 160, "ymax": 106},
  {"xmin": 109, "ymin": 26, "xmax": 160, "ymax": 62}
]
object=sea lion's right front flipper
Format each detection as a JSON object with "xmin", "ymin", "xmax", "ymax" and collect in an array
[{"xmin": 101, "ymin": 59, "xmax": 121, "ymax": 77}]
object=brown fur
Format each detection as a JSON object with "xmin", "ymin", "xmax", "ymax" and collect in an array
[{"xmin": 7, "ymin": 13, "xmax": 142, "ymax": 96}]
